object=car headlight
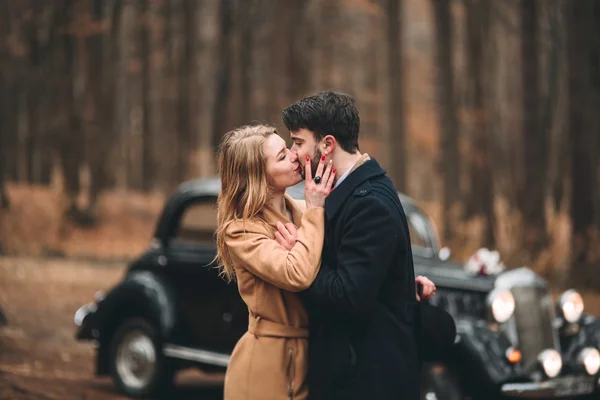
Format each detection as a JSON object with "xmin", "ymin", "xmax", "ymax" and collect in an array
[
  {"xmin": 558, "ymin": 290, "xmax": 584, "ymax": 323},
  {"xmin": 538, "ymin": 349, "xmax": 562, "ymax": 378},
  {"xmin": 487, "ymin": 289, "xmax": 515, "ymax": 323},
  {"xmin": 578, "ymin": 348, "xmax": 600, "ymax": 376}
]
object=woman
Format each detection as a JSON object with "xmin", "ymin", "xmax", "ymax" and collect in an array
[{"xmin": 215, "ymin": 124, "xmax": 335, "ymax": 400}]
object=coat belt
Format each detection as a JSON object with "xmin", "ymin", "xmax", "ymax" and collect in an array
[{"xmin": 248, "ymin": 313, "xmax": 309, "ymax": 338}]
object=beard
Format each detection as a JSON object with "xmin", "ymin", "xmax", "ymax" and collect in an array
[{"xmin": 301, "ymin": 147, "xmax": 323, "ymax": 180}]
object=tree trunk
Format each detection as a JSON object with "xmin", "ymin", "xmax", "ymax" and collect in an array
[
  {"xmin": 238, "ymin": 0, "xmax": 253, "ymax": 125},
  {"xmin": 432, "ymin": 0, "xmax": 460, "ymax": 241},
  {"xmin": 54, "ymin": 0, "xmax": 82, "ymax": 214},
  {"xmin": 465, "ymin": 0, "xmax": 495, "ymax": 247},
  {"xmin": 146, "ymin": 0, "xmax": 168, "ymax": 191},
  {"xmin": 191, "ymin": 0, "xmax": 219, "ymax": 178},
  {"xmin": 141, "ymin": 0, "xmax": 153, "ymax": 191},
  {"xmin": 387, "ymin": 0, "xmax": 407, "ymax": 192},
  {"xmin": 176, "ymin": 0, "xmax": 194, "ymax": 182},
  {"xmin": 591, "ymin": 3, "xmax": 600, "ymax": 228},
  {"xmin": 566, "ymin": 0, "xmax": 596, "ymax": 281},
  {"xmin": 0, "ymin": 5, "xmax": 10, "ymax": 208},
  {"xmin": 519, "ymin": 0, "xmax": 548, "ymax": 253},
  {"xmin": 86, "ymin": 0, "xmax": 121, "ymax": 217},
  {"xmin": 211, "ymin": 0, "xmax": 234, "ymax": 150}
]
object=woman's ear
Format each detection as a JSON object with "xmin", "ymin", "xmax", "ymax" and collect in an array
[{"xmin": 322, "ymin": 135, "xmax": 336, "ymax": 155}]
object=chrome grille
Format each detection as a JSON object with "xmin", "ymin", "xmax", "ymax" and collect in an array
[{"xmin": 511, "ymin": 286, "xmax": 559, "ymax": 372}]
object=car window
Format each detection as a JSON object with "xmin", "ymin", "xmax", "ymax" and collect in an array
[
  {"xmin": 407, "ymin": 211, "xmax": 435, "ymax": 257},
  {"xmin": 173, "ymin": 198, "xmax": 218, "ymax": 246},
  {"xmin": 408, "ymin": 213, "xmax": 429, "ymax": 248}
]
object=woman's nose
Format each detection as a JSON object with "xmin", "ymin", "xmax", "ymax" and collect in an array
[{"xmin": 288, "ymin": 150, "xmax": 298, "ymax": 162}]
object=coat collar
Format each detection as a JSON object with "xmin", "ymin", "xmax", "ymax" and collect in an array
[{"xmin": 325, "ymin": 156, "xmax": 387, "ymax": 220}]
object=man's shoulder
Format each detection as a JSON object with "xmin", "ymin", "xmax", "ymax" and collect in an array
[
  {"xmin": 340, "ymin": 180, "xmax": 399, "ymax": 219},
  {"xmin": 353, "ymin": 176, "xmax": 399, "ymax": 204}
]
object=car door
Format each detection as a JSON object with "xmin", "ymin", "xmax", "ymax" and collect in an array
[{"xmin": 165, "ymin": 195, "xmax": 247, "ymax": 352}]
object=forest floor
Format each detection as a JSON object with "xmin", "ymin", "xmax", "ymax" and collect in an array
[{"xmin": 0, "ymin": 256, "xmax": 225, "ymax": 400}]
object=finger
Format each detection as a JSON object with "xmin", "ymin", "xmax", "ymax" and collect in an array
[
  {"xmin": 314, "ymin": 155, "xmax": 326, "ymax": 182},
  {"xmin": 324, "ymin": 162, "xmax": 336, "ymax": 190},
  {"xmin": 284, "ymin": 223, "xmax": 298, "ymax": 237},
  {"xmin": 321, "ymin": 159, "xmax": 332, "ymax": 184},
  {"xmin": 304, "ymin": 156, "xmax": 313, "ymax": 182},
  {"xmin": 275, "ymin": 231, "xmax": 286, "ymax": 246},
  {"xmin": 277, "ymin": 221, "xmax": 293, "ymax": 241}
]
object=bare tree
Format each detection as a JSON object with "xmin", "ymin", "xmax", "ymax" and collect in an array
[
  {"xmin": 432, "ymin": 0, "xmax": 460, "ymax": 241},
  {"xmin": 465, "ymin": 0, "xmax": 495, "ymax": 247},
  {"xmin": 211, "ymin": 0, "xmax": 234, "ymax": 150},
  {"xmin": 53, "ymin": 0, "xmax": 83, "ymax": 217},
  {"xmin": 0, "ymin": 2, "xmax": 10, "ymax": 208},
  {"xmin": 84, "ymin": 0, "xmax": 121, "ymax": 219},
  {"xmin": 175, "ymin": 0, "xmax": 194, "ymax": 182},
  {"xmin": 566, "ymin": 0, "xmax": 597, "ymax": 282},
  {"xmin": 145, "ymin": 0, "xmax": 169, "ymax": 192},
  {"xmin": 386, "ymin": 0, "xmax": 407, "ymax": 191},
  {"xmin": 519, "ymin": 0, "xmax": 548, "ymax": 253},
  {"xmin": 192, "ymin": 0, "xmax": 220, "ymax": 178}
]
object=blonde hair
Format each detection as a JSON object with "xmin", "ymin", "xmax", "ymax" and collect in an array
[{"xmin": 214, "ymin": 124, "xmax": 277, "ymax": 282}]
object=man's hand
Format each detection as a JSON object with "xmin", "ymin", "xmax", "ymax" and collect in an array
[
  {"xmin": 415, "ymin": 275, "xmax": 436, "ymax": 301},
  {"xmin": 275, "ymin": 221, "xmax": 298, "ymax": 251}
]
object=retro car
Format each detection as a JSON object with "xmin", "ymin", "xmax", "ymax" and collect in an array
[{"xmin": 74, "ymin": 178, "xmax": 600, "ymax": 399}]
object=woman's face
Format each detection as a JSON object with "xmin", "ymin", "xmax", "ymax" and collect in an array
[{"xmin": 263, "ymin": 134, "xmax": 303, "ymax": 192}]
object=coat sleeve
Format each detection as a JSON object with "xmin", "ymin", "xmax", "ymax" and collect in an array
[
  {"xmin": 225, "ymin": 207, "xmax": 325, "ymax": 292},
  {"xmin": 302, "ymin": 196, "xmax": 404, "ymax": 317}
]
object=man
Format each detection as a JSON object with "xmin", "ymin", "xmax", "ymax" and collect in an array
[{"xmin": 279, "ymin": 91, "xmax": 430, "ymax": 399}]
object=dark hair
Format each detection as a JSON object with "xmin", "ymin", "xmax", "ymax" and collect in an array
[{"xmin": 282, "ymin": 91, "xmax": 360, "ymax": 153}]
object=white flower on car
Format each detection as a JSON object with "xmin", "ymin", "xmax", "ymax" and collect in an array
[{"xmin": 465, "ymin": 248, "xmax": 506, "ymax": 276}]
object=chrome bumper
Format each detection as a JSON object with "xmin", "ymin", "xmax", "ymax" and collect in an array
[
  {"xmin": 74, "ymin": 302, "xmax": 100, "ymax": 341},
  {"xmin": 74, "ymin": 302, "xmax": 97, "ymax": 327},
  {"xmin": 501, "ymin": 375, "xmax": 598, "ymax": 398}
]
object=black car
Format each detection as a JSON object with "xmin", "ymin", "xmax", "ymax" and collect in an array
[{"xmin": 74, "ymin": 178, "xmax": 600, "ymax": 399}]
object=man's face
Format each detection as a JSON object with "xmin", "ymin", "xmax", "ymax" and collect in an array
[{"xmin": 289, "ymin": 128, "xmax": 322, "ymax": 179}]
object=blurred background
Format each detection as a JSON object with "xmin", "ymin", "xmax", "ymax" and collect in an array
[{"xmin": 0, "ymin": 0, "xmax": 599, "ymax": 398}]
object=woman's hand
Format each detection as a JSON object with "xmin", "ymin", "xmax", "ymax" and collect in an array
[
  {"xmin": 304, "ymin": 155, "xmax": 335, "ymax": 209},
  {"xmin": 275, "ymin": 221, "xmax": 298, "ymax": 250}
]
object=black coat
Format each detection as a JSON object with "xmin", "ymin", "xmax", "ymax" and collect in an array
[{"xmin": 302, "ymin": 158, "xmax": 420, "ymax": 400}]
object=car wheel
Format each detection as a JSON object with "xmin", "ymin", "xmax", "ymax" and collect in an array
[
  {"xmin": 421, "ymin": 364, "xmax": 464, "ymax": 400},
  {"xmin": 109, "ymin": 317, "xmax": 174, "ymax": 398}
]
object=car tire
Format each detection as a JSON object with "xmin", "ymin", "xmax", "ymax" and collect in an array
[
  {"xmin": 109, "ymin": 317, "xmax": 174, "ymax": 398},
  {"xmin": 421, "ymin": 364, "xmax": 464, "ymax": 400}
]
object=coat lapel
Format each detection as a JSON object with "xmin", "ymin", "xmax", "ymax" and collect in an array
[{"xmin": 325, "ymin": 156, "xmax": 387, "ymax": 220}]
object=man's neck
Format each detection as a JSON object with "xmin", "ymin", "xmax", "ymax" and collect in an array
[
  {"xmin": 267, "ymin": 191, "xmax": 287, "ymax": 215},
  {"xmin": 332, "ymin": 151, "xmax": 363, "ymax": 181}
]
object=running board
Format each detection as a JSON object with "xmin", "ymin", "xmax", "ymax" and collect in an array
[{"xmin": 163, "ymin": 344, "xmax": 230, "ymax": 367}]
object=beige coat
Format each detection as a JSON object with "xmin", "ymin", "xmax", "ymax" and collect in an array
[{"xmin": 223, "ymin": 194, "xmax": 324, "ymax": 400}]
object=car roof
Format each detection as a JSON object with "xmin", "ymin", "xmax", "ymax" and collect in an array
[
  {"xmin": 155, "ymin": 178, "xmax": 422, "ymax": 243},
  {"xmin": 175, "ymin": 177, "xmax": 419, "ymax": 207}
]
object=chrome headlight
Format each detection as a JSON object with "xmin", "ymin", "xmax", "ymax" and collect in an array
[
  {"xmin": 538, "ymin": 349, "xmax": 562, "ymax": 378},
  {"xmin": 487, "ymin": 289, "xmax": 515, "ymax": 323},
  {"xmin": 558, "ymin": 290, "xmax": 584, "ymax": 323},
  {"xmin": 578, "ymin": 348, "xmax": 600, "ymax": 376}
]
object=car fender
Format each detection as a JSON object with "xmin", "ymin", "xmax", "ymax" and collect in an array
[
  {"xmin": 451, "ymin": 318, "xmax": 524, "ymax": 389},
  {"xmin": 82, "ymin": 270, "xmax": 178, "ymax": 376},
  {"xmin": 94, "ymin": 270, "xmax": 178, "ymax": 340}
]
